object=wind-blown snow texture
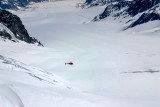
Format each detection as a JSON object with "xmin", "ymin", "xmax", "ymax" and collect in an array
[{"xmin": 0, "ymin": 0, "xmax": 160, "ymax": 107}]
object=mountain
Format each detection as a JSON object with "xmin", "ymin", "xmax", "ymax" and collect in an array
[
  {"xmin": 128, "ymin": 3, "xmax": 160, "ymax": 29},
  {"xmin": 81, "ymin": 0, "xmax": 121, "ymax": 8},
  {"xmin": 93, "ymin": 0, "xmax": 160, "ymax": 29},
  {"xmin": 85, "ymin": 0, "xmax": 115, "ymax": 6},
  {"xmin": 0, "ymin": 9, "xmax": 43, "ymax": 46},
  {"xmin": 0, "ymin": 0, "xmax": 47, "ymax": 9}
]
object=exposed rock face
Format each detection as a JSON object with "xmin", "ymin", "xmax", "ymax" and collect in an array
[
  {"xmin": 129, "ymin": 12, "xmax": 160, "ymax": 28},
  {"xmin": 0, "ymin": 30, "xmax": 12, "ymax": 40},
  {"xmin": 127, "ymin": 0, "xmax": 159, "ymax": 16},
  {"xmin": 93, "ymin": 0, "xmax": 160, "ymax": 29},
  {"xmin": 0, "ymin": 9, "xmax": 43, "ymax": 46}
]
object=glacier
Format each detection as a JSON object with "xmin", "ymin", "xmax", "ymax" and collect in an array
[{"xmin": 0, "ymin": 0, "xmax": 160, "ymax": 107}]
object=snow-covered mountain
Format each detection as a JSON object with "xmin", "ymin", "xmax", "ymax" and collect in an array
[
  {"xmin": 0, "ymin": 9, "xmax": 43, "ymax": 46},
  {"xmin": 0, "ymin": 0, "xmax": 47, "ymax": 9},
  {"xmin": 93, "ymin": 0, "xmax": 160, "ymax": 29},
  {"xmin": 80, "ymin": 0, "xmax": 118, "ymax": 8},
  {"xmin": 86, "ymin": 0, "xmax": 115, "ymax": 7}
]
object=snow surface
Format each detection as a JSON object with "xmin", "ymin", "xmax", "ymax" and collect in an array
[{"xmin": 1, "ymin": 0, "xmax": 160, "ymax": 107}]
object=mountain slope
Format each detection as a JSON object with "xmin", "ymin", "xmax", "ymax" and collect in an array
[
  {"xmin": 0, "ymin": 9, "xmax": 43, "ymax": 46},
  {"xmin": 93, "ymin": 0, "xmax": 160, "ymax": 29},
  {"xmin": 0, "ymin": 40, "xmax": 109, "ymax": 107},
  {"xmin": 0, "ymin": 54, "xmax": 75, "ymax": 107},
  {"xmin": 0, "ymin": 54, "xmax": 72, "ymax": 89}
]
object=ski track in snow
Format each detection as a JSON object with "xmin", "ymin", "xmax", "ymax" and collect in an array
[{"xmin": 1, "ymin": 0, "xmax": 160, "ymax": 107}]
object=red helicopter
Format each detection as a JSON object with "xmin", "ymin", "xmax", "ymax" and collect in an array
[{"xmin": 65, "ymin": 62, "xmax": 74, "ymax": 65}]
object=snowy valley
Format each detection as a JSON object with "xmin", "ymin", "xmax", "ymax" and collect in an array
[{"xmin": 0, "ymin": 0, "xmax": 160, "ymax": 107}]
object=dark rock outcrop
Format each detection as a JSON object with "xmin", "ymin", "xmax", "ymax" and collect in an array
[
  {"xmin": 129, "ymin": 12, "xmax": 160, "ymax": 28},
  {"xmin": 0, "ymin": 30, "xmax": 12, "ymax": 40},
  {"xmin": 0, "ymin": 9, "xmax": 43, "ymax": 46},
  {"xmin": 127, "ymin": 0, "xmax": 160, "ymax": 16}
]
